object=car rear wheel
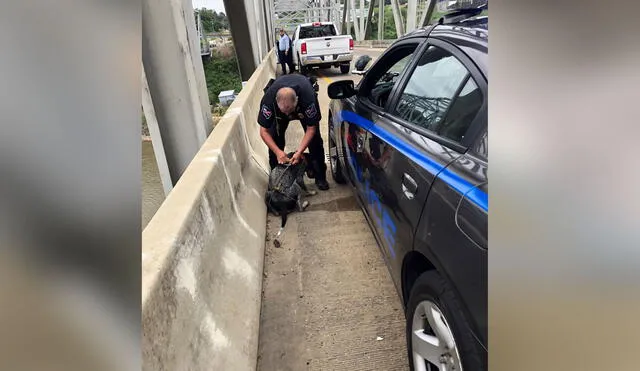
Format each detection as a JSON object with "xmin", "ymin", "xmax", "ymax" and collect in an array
[
  {"xmin": 328, "ymin": 116, "xmax": 346, "ymax": 184},
  {"xmin": 340, "ymin": 64, "xmax": 350, "ymax": 74},
  {"xmin": 406, "ymin": 272, "xmax": 485, "ymax": 371}
]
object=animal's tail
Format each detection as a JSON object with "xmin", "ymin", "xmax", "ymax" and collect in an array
[{"xmin": 273, "ymin": 212, "xmax": 288, "ymax": 248}]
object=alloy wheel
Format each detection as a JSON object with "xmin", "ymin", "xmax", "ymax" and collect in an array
[{"xmin": 411, "ymin": 300, "xmax": 463, "ymax": 371}]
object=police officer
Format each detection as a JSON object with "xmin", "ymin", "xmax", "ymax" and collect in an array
[{"xmin": 258, "ymin": 73, "xmax": 329, "ymax": 190}]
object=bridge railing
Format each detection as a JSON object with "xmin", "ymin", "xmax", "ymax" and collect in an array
[
  {"xmin": 142, "ymin": 49, "xmax": 276, "ymax": 371},
  {"xmin": 353, "ymin": 39, "xmax": 396, "ymax": 48}
]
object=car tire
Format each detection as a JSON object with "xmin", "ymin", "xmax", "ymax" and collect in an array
[
  {"xmin": 406, "ymin": 271, "xmax": 485, "ymax": 371},
  {"xmin": 328, "ymin": 115, "xmax": 346, "ymax": 184},
  {"xmin": 340, "ymin": 64, "xmax": 350, "ymax": 74}
]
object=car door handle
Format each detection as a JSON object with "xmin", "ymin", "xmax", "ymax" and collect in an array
[{"xmin": 401, "ymin": 173, "xmax": 418, "ymax": 199}]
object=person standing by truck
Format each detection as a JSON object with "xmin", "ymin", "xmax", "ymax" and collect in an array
[{"xmin": 277, "ymin": 29, "xmax": 295, "ymax": 74}]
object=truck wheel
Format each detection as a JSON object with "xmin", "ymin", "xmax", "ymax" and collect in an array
[
  {"xmin": 340, "ymin": 64, "xmax": 350, "ymax": 74},
  {"xmin": 406, "ymin": 271, "xmax": 485, "ymax": 371},
  {"xmin": 328, "ymin": 115, "xmax": 346, "ymax": 184}
]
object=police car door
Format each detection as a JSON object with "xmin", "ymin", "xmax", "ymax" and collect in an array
[
  {"xmin": 343, "ymin": 38, "xmax": 426, "ymax": 274},
  {"xmin": 381, "ymin": 40, "xmax": 487, "ymax": 287}
]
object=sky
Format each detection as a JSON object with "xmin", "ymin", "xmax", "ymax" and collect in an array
[{"xmin": 192, "ymin": 0, "xmax": 226, "ymax": 13}]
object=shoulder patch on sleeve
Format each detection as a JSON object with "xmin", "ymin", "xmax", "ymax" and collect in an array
[
  {"xmin": 304, "ymin": 103, "xmax": 318, "ymax": 118},
  {"xmin": 261, "ymin": 104, "xmax": 273, "ymax": 119}
]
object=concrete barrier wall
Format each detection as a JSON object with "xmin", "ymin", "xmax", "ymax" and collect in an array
[
  {"xmin": 353, "ymin": 39, "xmax": 395, "ymax": 49},
  {"xmin": 142, "ymin": 49, "xmax": 276, "ymax": 371}
]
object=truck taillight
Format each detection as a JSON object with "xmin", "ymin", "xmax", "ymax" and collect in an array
[
  {"xmin": 349, "ymin": 38, "xmax": 354, "ymax": 50},
  {"xmin": 301, "ymin": 42, "xmax": 307, "ymax": 54}
]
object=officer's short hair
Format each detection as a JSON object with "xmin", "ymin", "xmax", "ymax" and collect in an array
[{"xmin": 276, "ymin": 87, "xmax": 297, "ymax": 107}]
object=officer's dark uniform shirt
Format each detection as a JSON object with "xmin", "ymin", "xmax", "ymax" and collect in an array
[{"xmin": 258, "ymin": 74, "xmax": 320, "ymax": 129}]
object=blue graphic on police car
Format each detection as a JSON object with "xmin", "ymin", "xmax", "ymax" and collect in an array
[{"xmin": 346, "ymin": 142, "xmax": 398, "ymax": 259}]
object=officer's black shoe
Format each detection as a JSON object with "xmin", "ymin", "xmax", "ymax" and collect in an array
[{"xmin": 316, "ymin": 179, "xmax": 330, "ymax": 191}]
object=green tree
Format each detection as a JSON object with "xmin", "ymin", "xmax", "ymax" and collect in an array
[
  {"xmin": 197, "ymin": 8, "xmax": 215, "ymax": 33},
  {"xmin": 212, "ymin": 11, "xmax": 229, "ymax": 31},
  {"xmin": 196, "ymin": 8, "xmax": 229, "ymax": 33},
  {"xmin": 202, "ymin": 48, "xmax": 243, "ymax": 106}
]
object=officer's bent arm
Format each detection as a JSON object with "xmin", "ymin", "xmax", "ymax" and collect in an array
[
  {"xmin": 260, "ymin": 126, "xmax": 285, "ymax": 156},
  {"xmin": 295, "ymin": 124, "xmax": 316, "ymax": 155}
]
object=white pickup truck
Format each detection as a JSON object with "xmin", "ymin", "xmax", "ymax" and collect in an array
[{"xmin": 291, "ymin": 22, "xmax": 354, "ymax": 75}]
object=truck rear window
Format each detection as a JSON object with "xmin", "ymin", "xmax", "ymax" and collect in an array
[{"xmin": 299, "ymin": 24, "xmax": 337, "ymax": 39}]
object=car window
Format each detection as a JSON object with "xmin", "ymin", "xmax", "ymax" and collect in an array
[
  {"xmin": 299, "ymin": 25, "xmax": 337, "ymax": 38},
  {"xmin": 438, "ymin": 78, "xmax": 483, "ymax": 142},
  {"xmin": 361, "ymin": 44, "xmax": 419, "ymax": 108},
  {"xmin": 473, "ymin": 130, "xmax": 487, "ymax": 159},
  {"xmin": 394, "ymin": 45, "xmax": 483, "ymax": 143}
]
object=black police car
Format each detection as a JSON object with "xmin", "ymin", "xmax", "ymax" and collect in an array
[{"xmin": 326, "ymin": 11, "xmax": 488, "ymax": 371}]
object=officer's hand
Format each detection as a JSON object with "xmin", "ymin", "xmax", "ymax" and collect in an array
[
  {"xmin": 277, "ymin": 151, "xmax": 290, "ymax": 165},
  {"xmin": 290, "ymin": 151, "xmax": 303, "ymax": 165}
]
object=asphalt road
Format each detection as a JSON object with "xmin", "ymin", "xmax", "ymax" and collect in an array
[{"xmin": 257, "ymin": 47, "xmax": 409, "ymax": 371}]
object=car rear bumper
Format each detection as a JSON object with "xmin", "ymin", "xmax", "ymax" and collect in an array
[{"xmin": 301, "ymin": 53, "xmax": 352, "ymax": 65}]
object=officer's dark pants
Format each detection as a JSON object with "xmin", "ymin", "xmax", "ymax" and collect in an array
[
  {"xmin": 278, "ymin": 51, "xmax": 289, "ymax": 74},
  {"xmin": 268, "ymin": 119, "xmax": 327, "ymax": 182},
  {"xmin": 286, "ymin": 52, "xmax": 295, "ymax": 73}
]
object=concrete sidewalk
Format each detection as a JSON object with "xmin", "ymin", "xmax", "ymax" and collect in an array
[{"xmin": 257, "ymin": 67, "xmax": 409, "ymax": 371}]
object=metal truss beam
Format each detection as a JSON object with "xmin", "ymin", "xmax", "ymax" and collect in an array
[
  {"xmin": 406, "ymin": 0, "xmax": 418, "ymax": 32},
  {"xmin": 364, "ymin": 0, "xmax": 375, "ymax": 40},
  {"xmin": 390, "ymin": 0, "xmax": 405, "ymax": 37},
  {"xmin": 419, "ymin": 0, "xmax": 437, "ymax": 27},
  {"xmin": 273, "ymin": 0, "xmax": 342, "ymax": 34},
  {"xmin": 377, "ymin": 0, "xmax": 384, "ymax": 40}
]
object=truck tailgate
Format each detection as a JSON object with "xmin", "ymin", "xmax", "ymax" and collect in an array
[{"xmin": 305, "ymin": 36, "xmax": 351, "ymax": 56}]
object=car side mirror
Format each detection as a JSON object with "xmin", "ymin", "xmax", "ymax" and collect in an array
[{"xmin": 328, "ymin": 80, "xmax": 357, "ymax": 99}]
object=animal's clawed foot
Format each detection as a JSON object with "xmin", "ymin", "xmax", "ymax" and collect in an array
[
  {"xmin": 274, "ymin": 227, "xmax": 284, "ymax": 247},
  {"xmin": 297, "ymin": 200, "xmax": 309, "ymax": 212}
]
